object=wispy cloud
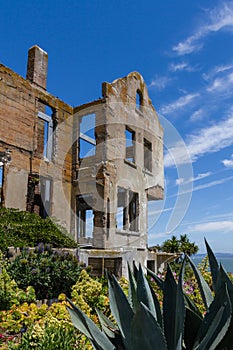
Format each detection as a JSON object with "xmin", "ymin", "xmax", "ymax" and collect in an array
[
  {"xmin": 173, "ymin": 2, "xmax": 233, "ymax": 56},
  {"xmin": 169, "ymin": 176, "xmax": 233, "ymax": 198},
  {"xmin": 193, "ymin": 176, "xmax": 233, "ymax": 192},
  {"xmin": 176, "ymin": 172, "xmax": 212, "ymax": 185},
  {"xmin": 190, "ymin": 220, "xmax": 233, "ymax": 233},
  {"xmin": 164, "ymin": 115, "xmax": 233, "ymax": 167},
  {"xmin": 203, "ymin": 62, "xmax": 233, "ymax": 80},
  {"xmin": 207, "ymin": 72, "xmax": 233, "ymax": 92},
  {"xmin": 160, "ymin": 93, "xmax": 199, "ymax": 115},
  {"xmin": 148, "ymin": 207, "xmax": 173, "ymax": 217},
  {"xmin": 149, "ymin": 76, "xmax": 172, "ymax": 91},
  {"xmin": 189, "ymin": 109, "xmax": 205, "ymax": 122},
  {"xmin": 169, "ymin": 62, "xmax": 197, "ymax": 72},
  {"xmin": 222, "ymin": 154, "xmax": 233, "ymax": 168}
]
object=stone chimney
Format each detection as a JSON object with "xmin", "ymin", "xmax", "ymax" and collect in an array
[{"xmin": 26, "ymin": 46, "xmax": 48, "ymax": 89}]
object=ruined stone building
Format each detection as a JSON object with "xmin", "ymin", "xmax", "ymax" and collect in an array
[{"xmin": 0, "ymin": 46, "xmax": 167, "ymax": 276}]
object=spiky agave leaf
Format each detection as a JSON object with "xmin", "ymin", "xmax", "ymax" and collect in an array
[
  {"xmin": 67, "ymin": 298, "xmax": 115, "ymax": 350},
  {"xmin": 127, "ymin": 263, "xmax": 137, "ymax": 311},
  {"xmin": 163, "ymin": 264, "xmax": 185, "ymax": 350},
  {"xmin": 96, "ymin": 309, "xmax": 125, "ymax": 349},
  {"xmin": 107, "ymin": 272, "xmax": 134, "ymax": 349},
  {"xmin": 205, "ymin": 238, "xmax": 219, "ymax": 292},
  {"xmin": 130, "ymin": 302, "xmax": 167, "ymax": 350},
  {"xmin": 136, "ymin": 264, "xmax": 158, "ymax": 319},
  {"xmin": 214, "ymin": 264, "xmax": 233, "ymax": 349},
  {"xmin": 184, "ymin": 307, "xmax": 202, "ymax": 349},
  {"xmin": 193, "ymin": 284, "xmax": 232, "ymax": 350},
  {"xmin": 95, "ymin": 308, "xmax": 119, "ymax": 338}
]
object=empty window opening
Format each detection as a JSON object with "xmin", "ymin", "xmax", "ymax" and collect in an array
[
  {"xmin": 144, "ymin": 138, "xmax": 152, "ymax": 172},
  {"xmin": 129, "ymin": 191, "xmax": 139, "ymax": 231},
  {"xmin": 0, "ymin": 166, "xmax": 3, "ymax": 207},
  {"xmin": 136, "ymin": 90, "xmax": 143, "ymax": 109},
  {"xmin": 125, "ymin": 127, "xmax": 135, "ymax": 163},
  {"xmin": 76, "ymin": 194, "xmax": 94, "ymax": 238},
  {"xmin": 117, "ymin": 187, "xmax": 127, "ymax": 230},
  {"xmin": 79, "ymin": 114, "xmax": 96, "ymax": 159},
  {"xmin": 147, "ymin": 260, "xmax": 155, "ymax": 272},
  {"xmin": 88, "ymin": 257, "xmax": 122, "ymax": 277},
  {"xmin": 26, "ymin": 174, "xmax": 51, "ymax": 218},
  {"xmin": 116, "ymin": 187, "xmax": 139, "ymax": 232},
  {"xmin": 40, "ymin": 177, "xmax": 51, "ymax": 218},
  {"xmin": 38, "ymin": 105, "xmax": 53, "ymax": 160}
]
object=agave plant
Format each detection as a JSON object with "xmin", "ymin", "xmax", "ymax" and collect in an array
[{"xmin": 67, "ymin": 240, "xmax": 233, "ymax": 349}]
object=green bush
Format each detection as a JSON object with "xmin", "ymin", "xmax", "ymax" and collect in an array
[
  {"xmin": 0, "ymin": 299, "xmax": 92, "ymax": 349},
  {"xmin": 8, "ymin": 322, "xmax": 85, "ymax": 350},
  {"xmin": 0, "ymin": 251, "xmax": 36, "ymax": 311},
  {"xmin": 8, "ymin": 245, "xmax": 83, "ymax": 300},
  {"xmin": 0, "ymin": 208, "xmax": 77, "ymax": 252}
]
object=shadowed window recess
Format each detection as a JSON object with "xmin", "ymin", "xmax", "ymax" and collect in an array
[{"xmin": 144, "ymin": 138, "xmax": 152, "ymax": 172}]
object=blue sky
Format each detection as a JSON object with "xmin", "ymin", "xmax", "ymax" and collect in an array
[{"xmin": 1, "ymin": 0, "xmax": 233, "ymax": 253}]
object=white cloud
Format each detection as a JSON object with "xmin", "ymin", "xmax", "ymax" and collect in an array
[
  {"xmin": 193, "ymin": 176, "xmax": 233, "ymax": 192},
  {"xmin": 208, "ymin": 2, "xmax": 233, "ymax": 32},
  {"xmin": 164, "ymin": 115, "xmax": 233, "ymax": 167},
  {"xmin": 149, "ymin": 76, "xmax": 172, "ymax": 91},
  {"xmin": 207, "ymin": 72, "xmax": 233, "ymax": 92},
  {"xmin": 189, "ymin": 109, "xmax": 205, "ymax": 122},
  {"xmin": 169, "ymin": 176, "xmax": 233, "ymax": 198},
  {"xmin": 173, "ymin": 2, "xmax": 233, "ymax": 56},
  {"xmin": 203, "ymin": 62, "xmax": 233, "ymax": 80},
  {"xmin": 222, "ymin": 154, "xmax": 233, "ymax": 168},
  {"xmin": 191, "ymin": 220, "xmax": 233, "ymax": 233},
  {"xmin": 160, "ymin": 93, "xmax": 199, "ymax": 115},
  {"xmin": 176, "ymin": 172, "xmax": 212, "ymax": 185},
  {"xmin": 173, "ymin": 34, "xmax": 204, "ymax": 56},
  {"xmin": 169, "ymin": 62, "xmax": 196, "ymax": 72}
]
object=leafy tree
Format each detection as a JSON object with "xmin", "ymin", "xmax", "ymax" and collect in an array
[{"xmin": 161, "ymin": 234, "xmax": 198, "ymax": 256}]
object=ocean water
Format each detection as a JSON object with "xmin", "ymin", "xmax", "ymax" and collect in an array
[{"xmin": 192, "ymin": 254, "xmax": 233, "ymax": 274}]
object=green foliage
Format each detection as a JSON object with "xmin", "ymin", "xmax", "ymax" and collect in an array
[
  {"xmin": 8, "ymin": 245, "xmax": 82, "ymax": 300},
  {"xmin": 0, "ymin": 251, "xmax": 36, "ymax": 311},
  {"xmin": 71, "ymin": 270, "xmax": 109, "ymax": 319},
  {"xmin": 67, "ymin": 241, "xmax": 233, "ymax": 349},
  {"xmin": 0, "ymin": 208, "xmax": 77, "ymax": 252},
  {"xmin": 161, "ymin": 234, "xmax": 199, "ymax": 256},
  {"xmin": 0, "ymin": 299, "xmax": 92, "ymax": 350}
]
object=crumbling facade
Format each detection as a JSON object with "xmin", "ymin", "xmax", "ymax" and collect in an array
[{"xmin": 0, "ymin": 46, "xmax": 165, "ymax": 277}]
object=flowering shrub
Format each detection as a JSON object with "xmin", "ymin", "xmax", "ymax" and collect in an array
[
  {"xmin": 1, "ymin": 299, "xmax": 92, "ymax": 350},
  {"xmin": 8, "ymin": 244, "xmax": 83, "ymax": 299},
  {"xmin": 0, "ymin": 251, "xmax": 36, "ymax": 311},
  {"xmin": 71, "ymin": 270, "xmax": 109, "ymax": 319}
]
